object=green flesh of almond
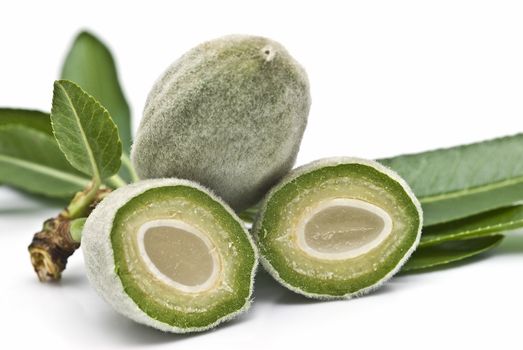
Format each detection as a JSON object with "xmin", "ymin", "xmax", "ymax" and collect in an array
[
  {"xmin": 253, "ymin": 159, "xmax": 422, "ymax": 299},
  {"xmin": 112, "ymin": 186, "xmax": 255, "ymax": 328},
  {"xmin": 82, "ymin": 180, "xmax": 257, "ymax": 333}
]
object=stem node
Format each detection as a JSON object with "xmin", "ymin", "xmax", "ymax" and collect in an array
[
  {"xmin": 28, "ymin": 216, "xmax": 77, "ymax": 282},
  {"xmin": 28, "ymin": 187, "xmax": 112, "ymax": 282}
]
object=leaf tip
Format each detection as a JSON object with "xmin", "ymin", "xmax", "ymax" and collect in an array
[{"xmin": 73, "ymin": 30, "xmax": 106, "ymax": 49}]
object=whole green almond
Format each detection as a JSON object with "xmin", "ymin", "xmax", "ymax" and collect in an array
[
  {"xmin": 82, "ymin": 179, "xmax": 257, "ymax": 333},
  {"xmin": 131, "ymin": 35, "xmax": 311, "ymax": 211},
  {"xmin": 253, "ymin": 158, "xmax": 422, "ymax": 299}
]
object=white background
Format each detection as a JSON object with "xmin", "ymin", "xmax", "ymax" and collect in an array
[{"xmin": 1, "ymin": 0, "xmax": 523, "ymax": 349}]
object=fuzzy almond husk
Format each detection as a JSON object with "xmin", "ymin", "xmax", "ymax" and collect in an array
[{"xmin": 131, "ymin": 35, "xmax": 311, "ymax": 212}]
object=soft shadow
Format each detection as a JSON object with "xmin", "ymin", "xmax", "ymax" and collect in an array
[
  {"xmin": 253, "ymin": 269, "xmax": 337, "ymax": 305},
  {"xmin": 277, "ymin": 290, "xmax": 326, "ymax": 305},
  {"xmin": 495, "ymin": 233, "xmax": 523, "ymax": 255},
  {"xmin": 253, "ymin": 268, "xmax": 403, "ymax": 305},
  {"xmin": 23, "ymin": 265, "xmax": 89, "ymax": 289},
  {"xmin": 252, "ymin": 269, "xmax": 287, "ymax": 302},
  {"xmin": 56, "ymin": 270, "xmax": 89, "ymax": 288},
  {"xmin": 98, "ymin": 310, "xmax": 203, "ymax": 346},
  {"xmin": 359, "ymin": 283, "xmax": 396, "ymax": 299},
  {"xmin": 97, "ymin": 304, "xmax": 253, "ymax": 346},
  {"xmin": 255, "ymin": 266, "xmax": 413, "ymax": 304}
]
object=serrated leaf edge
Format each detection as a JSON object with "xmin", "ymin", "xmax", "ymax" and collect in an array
[{"xmin": 51, "ymin": 80, "xmax": 122, "ymax": 180}]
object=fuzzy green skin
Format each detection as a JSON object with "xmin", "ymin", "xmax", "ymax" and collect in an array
[
  {"xmin": 131, "ymin": 35, "xmax": 310, "ymax": 212},
  {"xmin": 253, "ymin": 157, "xmax": 423, "ymax": 299},
  {"xmin": 112, "ymin": 186, "xmax": 256, "ymax": 329},
  {"xmin": 82, "ymin": 179, "xmax": 258, "ymax": 333}
]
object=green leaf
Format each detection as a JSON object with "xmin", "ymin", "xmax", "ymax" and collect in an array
[
  {"xmin": 0, "ymin": 125, "xmax": 89, "ymax": 197},
  {"xmin": 0, "ymin": 108, "xmax": 52, "ymax": 135},
  {"xmin": 61, "ymin": 31, "xmax": 132, "ymax": 153},
  {"xmin": 421, "ymin": 205, "xmax": 523, "ymax": 247},
  {"xmin": 51, "ymin": 80, "xmax": 122, "ymax": 181},
  {"xmin": 379, "ymin": 134, "xmax": 523, "ymax": 225},
  {"xmin": 401, "ymin": 235, "xmax": 504, "ymax": 273}
]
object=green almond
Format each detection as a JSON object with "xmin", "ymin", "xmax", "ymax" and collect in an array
[
  {"xmin": 252, "ymin": 157, "xmax": 422, "ymax": 299},
  {"xmin": 82, "ymin": 179, "xmax": 257, "ymax": 332},
  {"xmin": 132, "ymin": 35, "xmax": 310, "ymax": 211}
]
